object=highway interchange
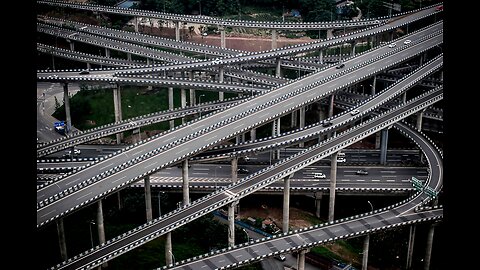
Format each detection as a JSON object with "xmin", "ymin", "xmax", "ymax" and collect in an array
[{"xmin": 36, "ymin": 1, "xmax": 443, "ymax": 269}]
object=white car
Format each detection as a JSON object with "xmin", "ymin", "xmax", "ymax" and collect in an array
[
  {"xmin": 314, "ymin": 172, "xmax": 326, "ymax": 179},
  {"xmin": 350, "ymin": 109, "xmax": 360, "ymax": 116},
  {"xmin": 337, "ymin": 157, "xmax": 346, "ymax": 163},
  {"xmin": 404, "ymin": 39, "xmax": 412, "ymax": 45},
  {"xmin": 388, "ymin": 43, "xmax": 396, "ymax": 48}
]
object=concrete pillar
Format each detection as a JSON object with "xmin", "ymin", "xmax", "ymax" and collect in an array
[
  {"xmin": 168, "ymin": 87, "xmax": 174, "ymax": 129},
  {"xmin": 297, "ymin": 249, "xmax": 307, "ymax": 270},
  {"xmin": 228, "ymin": 202, "xmax": 236, "ymax": 247},
  {"xmin": 380, "ymin": 128, "xmax": 389, "ymax": 165},
  {"xmin": 219, "ymin": 26, "xmax": 226, "ymax": 48},
  {"xmin": 423, "ymin": 224, "xmax": 435, "ymax": 270},
  {"xmin": 402, "ymin": 92, "xmax": 407, "ymax": 104},
  {"xmin": 219, "ymin": 66, "xmax": 224, "ymax": 101},
  {"xmin": 134, "ymin": 17, "xmax": 139, "ymax": 32},
  {"xmin": 271, "ymin": 29, "xmax": 277, "ymax": 49},
  {"xmin": 165, "ymin": 232, "xmax": 173, "ymax": 265},
  {"xmin": 272, "ymin": 118, "xmax": 281, "ymax": 159},
  {"xmin": 328, "ymin": 152, "xmax": 339, "ymax": 222},
  {"xmin": 375, "ymin": 132, "xmax": 381, "ymax": 149},
  {"xmin": 87, "ymin": 62, "xmax": 91, "ymax": 70},
  {"xmin": 144, "ymin": 176, "xmax": 153, "ymax": 222},
  {"xmin": 291, "ymin": 110, "xmax": 298, "ymax": 128},
  {"xmin": 417, "ymin": 109, "xmax": 425, "ymax": 131},
  {"xmin": 96, "ymin": 199, "xmax": 107, "ymax": 268},
  {"xmin": 328, "ymin": 94, "xmax": 335, "ymax": 118},
  {"xmin": 182, "ymin": 160, "xmax": 189, "ymax": 206},
  {"xmin": 319, "ymin": 49, "xmax": 324, "ymax": 64},
  {"xmin": 299, "ymin": 107, "xmax": 305, "ymax": 147},
  {"xmin": 69, "ymin": 41, "xmax": 74, "ymax": 51},
  {"xmin": 105, "ymin": 48, "xmax": 110, "ymax": 58},
  {"xmin": 406, "ymin": 225, "xmax": 416, "ymax": 270},
  {"xmin": 181, "ymin": 89, "xmax": 186, "ymax": 124},
  {"xmin": 113, "ymin": 85, "xmax": 123, "ymax": 143},
  {"xmin": 351, "ymin": 41, "xmax": 357, "ymax": 56},
  {"xmin": 315, "ymin": 192, "xmax": 322, "ymax": 218},
  {"xmin": 175, "ymin": 21, "xmax": 180, "ymax": 41},
  {"xmin": 250, "ymin": 128, "xmax": 256, "ymax": 141},
  {"xmin": 326, "ymin": 29, "xmax": 334, "ymax": 39},
  {"xmin": 127, "ymin": 53, "xmax": 132, "ymax": 61},
  {"xmin": 275, "ymin": 57, "xmax": 282, "ymax": 77},
  {"xmin": 439, "ymin": 71, "xmax": 443, "ymax": 82},
  {"xmin": 147, "ymin": 58, "xmax": 151, "ymax": 65},
  {"xmin": 282, "ymin": 176, "xmax": 290, "ymax": 233},
  {"xmin": 319, "ymin": 105, "xmax": 327, "ymax": 122},
  {"xmin": 56, "ymin": 219, "xmax": 68, "ymax": 261},
  {"xmin": 231, "ymin": 157, "xmax": 238, "ymax": 182},
  {"xmin": 117, "ymin": 191, "xmax": 122, "ymax": 210},
  {"xmin": 391, "ymin": 31, "xmax": 394, "ymax": 41},
  {"xmin": 189, "ymin": 72, "xmax": 195, "ymax": 106},
  {"xmin": 63, "ymin": 83, "xmax": 72, "ymax": 134},
  {"xmin": 362, "ymin": 234, "xmax": 370, "ymax": 270}
]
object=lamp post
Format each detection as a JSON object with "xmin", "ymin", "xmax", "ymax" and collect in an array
[
  {"xmin": 89, "ymin": 220, "xmax": 96, "ymax": 248},
  {"xmin": 158, "ymin": 191, "xmax": 165, "ymax": 217},
  {"xmin": 242, "ymin": 228, "xmax": 250, "ymax": 242},
  {"xmin": 367, "ymin": 200, "xmax": 373, "ymax": 212},
  {"xmin": 169, "ymin": 250, "xmax": 176, "ymax": 265}
]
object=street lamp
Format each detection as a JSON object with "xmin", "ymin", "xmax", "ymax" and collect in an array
[
  {"xmin": 169, "ymin": 250, "xmax": 176, "ymax": 265},
  {"xmin": 158, "ymin": 191, "xmax": 165, "ymax": 217},
  {"xmin": 367, "ymin": 200, "xmax": 373, "ymax": 212},
  {"xmin": 242, "ymin": 228, "xmax": 250, "ymax": 242},
  {"xmin": 89, "ymin": 220, "xmax": 96, "ymax": 248},
  {"xmin": 198, "ymin": 94, "xmax": 206, "ymax": 117}
]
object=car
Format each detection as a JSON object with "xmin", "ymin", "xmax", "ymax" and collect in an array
[
  {"xmin": 337, "ymin": 152, "xmax": 345, "ymax": 157},
  {"xmin": 337, "ymin": 157, "xmax": 346, "ymax": 163},
  {"xmin": 314, "ymin": 172, "xmax": 326, "ymax": 179},
  {"xmin": 274, "ymin": 255, "xmax": 286, "ymax": 261},
  {"xmin": 435, "ymin": 5, "xmax": 443, "ymax": 11},
  {"xmin": 350, "ymin": 109, "xmax": 360, "ymax": 116},
  {"xmin": 64, "ymin": 148, "xmax": 81, "ymax": 157},
  {"xmin": 336, "ymin": 63, "xmax": 345, "ymax": 69},
  {"xmin": 202, "ymin": 32, "xmax": 208, "ymax": 36},
  {"xmin": 243, "ymin": 156, "xmax": 250, "ymax": 162},
  {"xmin": 237, "ymin": 168, "xmax": 249, "ymax": 174},
  {"xmin": 356, "ymin": 169, "xmax": 369, "ymax": 175},
  {"xmin": 322, "ymin": 121, "xmax": 333, "ymax": 127},
  {"xmin": 404, "ymin": 39, "xmax": 411, "ymax": 45},
  {"xmin": 388, "ymin": 43, "xmax": 396, "ymax": 48},
  {"xmin": 79, "ymin": 70, "xmax": 90, "ymax": 75}
]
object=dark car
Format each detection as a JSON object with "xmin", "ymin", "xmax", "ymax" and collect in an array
[
  {"xmin": 322, "ymin": 121, "xmax": 333, "ymax": 127},
  {"xmin": 274, "ymin": 255, "xmax": 286, "ymax": 261},
  {"xmin": 237, "ymin": 168, "xmax": 249, "ymax": 174},
  {"xmin": 336, "ymin": 63, "xmax": 345, "ymax": 69},
  {"xmin": 79, "ymin": 70, "xmax": 90, "ymax": 75},
  {"xmin": 356, "ymin": 169, "xmax": 369, "ymax": 175}
]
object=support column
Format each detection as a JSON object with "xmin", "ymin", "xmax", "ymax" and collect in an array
[
  {"xmin": 113, "ymin": 84, "xmax": 123, "ymax": 143},
  {"xmin": 272, "ymin": 118, "xmax": 281, "ymax": 159},
  {"xmin": 328, "ymin": 94, "xmax": 335, "ymax": 118},
  {"xmin": 351, "ymin": 40, "xmax": 357, "ymax": 56},
  {"xmin": 87, "ymin": 62, "xmax": 91, "ymax": 70},
  {"xmin": 168, "ymin": 87, "xmax": 174, "ymax": 129},
  {"xmin": 423, "ymin": 224, "xmax": 435, "ymax": 270},
  {"xmin": 189, "ymin": 72, "xmax": 195, "ymax": 106},
  {"xmin": 219, "ymin": 26, "xmax": 226, "ymax": 48},
  {"xmin": 282, "ymin": 176, "xmax": 290, "ymax": 233},
  {"xmin": 144, "ymin": 176, "xmax": 153, "ymax": 222},
  {"xmin": 182, "ymin": 160, "xmax": 189, "ymax": 206},
  {"xmin": 105, "ymin": 48, "xmax": 110, "ymax": 58},
  {"xmin": 439, "ymin": 71, "xmax": 443, "ymax": 82},
  {"xmin": 328, "ymin": 152, "xmax": 339, "ymax": 222},
  {"xmin": 375, "ymin": 132, "xmax": 381, "ymax": 149},
  {"xmin": 165, "ymin": 232, "xmax": 173, "ymax": 265},
  {"xmin": 175, "ymin": 21, "xmax": 180, "ymax": 41},
  {"xmin": 231, "ymin": 157, "xmax": 238, "ymax": 183},
  {"xmin": 417, "ymin": 109, "xmax": 425, "ymax": 132},
  {"xmin": 315, "ymin": 192, "xmax": 322, "ymax": 218},
  {"xmin": 299, "ymin": 107, "xmax": 305, "ymax": 147},
  {"xmin": 275, "ymin": 57, "xmax": 282, "ymax": 77},
  {"xmin": 250, "ymin": 128, "xmax": 256, "ymax": 141},
  {"xmin": 219, "ymin": 66, "xmax": 224, "ymax": 101},
  {"xmin": 117, "ymin": 191, "xmax": 122, "ymax": 210},
  {"xmin": 127, "ymin": 53, "xmax": 132, "ymax": 61},
  {"xmin": 326, "ymin": 29, "xmax": 334, "ymax": 39},
  {"xmin": 297, "ymin": 249, "xmax": 307, "ymax": 270},
  {"xmin": 380, "ymin": 128, "xmax": 389, "ymax": 165},
  {"xmin": 69, "ymin": 41, "xmax": 74, "ymax": 51},
  {"xmin": 228, "ymin": 202, "xmax": 237, "ymax": 247},
  {"xmin": 63, "ymin": 83, "xmax": 72, "ymax": 134},
  {"xmin": 56, "ymin": 219, "xmax": 68, "ymax": 261},
  {"xmin": 362, "ymin": 234, "xmax": 370, "ymax": 270},
  {"xmin": 97, "ymin": 199, "xmax": 107, "ymax": 268},
  {"xmin": 271, "ymin": 29, "xmax": 277, "ymax": 49},
  {"xmin": 291, "ymin": 110, "xmax": 297, "ymax": 128},
  {"xmin": 319, "ymin": 49, "xmax": 324, "ymax": 64},
  {"xmin": 402, "ymin": 92, "xmax": 407, "ymax": 104},
  {"xmin": 147, "ymin": 58, "xmax": 151, "ymax": 65},
  {"xmin": 406, "ymin": 225, "xmax": 416, "ymax": 270},
  {"xmin": 181, "ymin": 88, "xmax": 186, "ymax": 124},
  {"xmin": 134, "ymin": 17, "xmax": 139, "ymax": 32}
]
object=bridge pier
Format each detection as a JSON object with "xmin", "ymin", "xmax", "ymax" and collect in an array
[
  {"xmin": 423, "ymin": 224, "xmax": 435, "ymax": 270},
  {"xmin": 439, "ymin": 71, "xmax": 443, "ymax": 82},
  {"xmin": 416, "ymin": 109, "xmax": 426, "ymax": 131},
  {"xmin": 63, "ymin": 83, "xmax": 72, "ymax": 134},
  {"xmin": 319, "ymin": 49, "xmax": 324, "ymax": 64},
  {"xmin": 351, "ymin": 40, "xmax": 357, "ymax": 56},
  {"xmin": 326, "ymin": 29, "xmax": 334, "ymax": 39},
  {"xmin": 328, "ymin": 152, "xmax": 339, "ymax": 222},
  {"xmin": 87, "ymin": 62, "xmax": 91, "ymax": 70},
  {"xmin": 275, "ymin": 57, "xmax": 282, "ymax": 77},
  {"xmin": 69, "ymin": 40, "xmax": 75, "ymax": 51},
  {"xmin": 113, "ymin": 84, "xmax": 123, "ymax": 143},
  {"xmin": 375, "ymin": 132, "xmax": 381, "ymax": 149},
  {"xmin": 371, "ymin": 76, "xmax": 377, "ymax": 95},
  {"xmin": 297, "ymin": 249, "xmax": 307, "ymax": 270},
  {"xmin": 97, "ymin": 199, "xmax": 107, "ymax": 268},
  {"xmin": 282, "ymin": 176, "xmax": 291, "ymax": 232},
  {"xmin": 362, "ymin": 234, "xmax": 370, "ymax": 270},
  {"xmin": 231, "ymin": 157, "xmax": 238, "ymax": 182},
  {"xmin": 406, "ymin": 224, "xmax": 416, "ymax": 270},
  {"xmin": 117, "ymin": 190, "xmax": 123, "ymax": 210},
  {"xmin": 220, "ymin": 27, "xmax": 226, "ymax": 48},
  {"xmin": 291, "ymin": 110, "xmax": 297, "ymax": 128},
  {"xmin": 315, "ymin": 192, "xmax": 322, "ymax": 218},
  {"xmin": 144, "ymin": 176, "xmax": 153, "ymax": 222},
  {"xmin": 134, "ymin": 17, "xmax": 139, "ymax": 32},
  {"xmin": 272, "ymin": 118, "xmax": 281, "ymax": 159},
  {"xmin": 56, "ymin": 218, "xmax": 68, "ymax": 261},
  {"xmin": 299, "ymin": 107, "xmax": 305, "ymax": 147},
  {"xmin": 127, "ymin": 52, "xmax": 132, "ymax": 61},
  {"xmin": 181, "ymin": 88, "xmax": 186, "ymax": 124},
  {"xmin": 328, "ymin": 94, "xmax": 335, "ymax": 118},
  {"xmin": 218, "ymin": 66, "xmax": 225, "ymax": 101},
  {"xmin": 380, "ymin": 128, "xmax": 389, "ymax": 165},
  {"xmin": 105, "ymin": 48, "xmax": 110, "ymax": 58},
  {"xmin": 165, "ymin": 232, "xmax": 173, "ymax": 265},
  {"xmin": 168, "ymin": 87, "xmax": 174, "ymax": 129},
  {"xmin": 175, "ymin": 21, "xmax": 180, "ymax": 41},
  {"xmin": 147, "ymin": 58, "xmax": 151, "ymax": 65},
  {"xmin": 228, "ymin": 201, "xmax": 237, "ymax": 247},
  {"xmin": 271, "ymin": 29, "xmax": 277, "ymax": 49},
  {"xmin": 250, "ymin": 128, "xmax": 256, "ymax": 141},
  {"xmin": 402, "ymin": 92, "xmax": 407, "ymax": 104},
  {"xmin": 182, "ymin": 160, "xmax": 190, "ymax": 206},
  {"xmin": 189, "ymin": 72, "xmax": 195, "ymax": 106}
]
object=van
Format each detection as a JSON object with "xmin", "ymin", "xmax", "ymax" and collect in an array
[{"xmin": 314, "ymin": 172, "xmax": 326, "ymax": 179}]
